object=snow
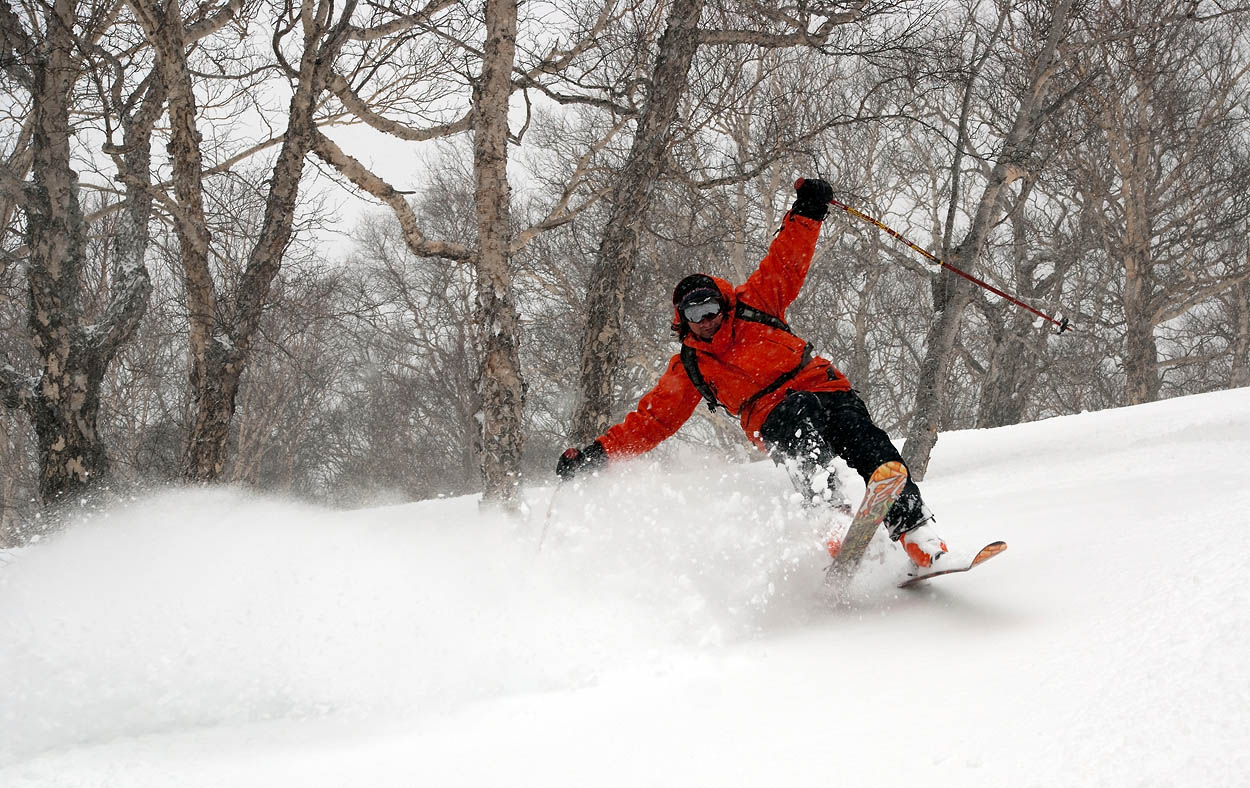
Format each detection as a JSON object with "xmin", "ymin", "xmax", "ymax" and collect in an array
[{"xmin": 3, "ymin": 387, "xmax": 1249, "ymax": 787}]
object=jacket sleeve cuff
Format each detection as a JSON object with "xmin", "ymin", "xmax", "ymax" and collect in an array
[{"xmin": 785, "ymin": 211, "xmax": 823, "ymax": 227}]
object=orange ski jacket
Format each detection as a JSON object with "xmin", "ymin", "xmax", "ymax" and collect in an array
[{"xmin": 597, "ymin": 212, "xmax": 851, "ymax": 457}]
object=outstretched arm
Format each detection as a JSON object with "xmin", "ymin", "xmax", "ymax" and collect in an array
[
  {"xmin": 597, "ymin": 355, "xmax": 703, "ymax": 457},
  {"xmin": 556, "ymin": 355, "xmax": 702, "ymax": 479}
]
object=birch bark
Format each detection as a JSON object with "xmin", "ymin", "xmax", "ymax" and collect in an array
[
  {"xmin": 0, "ymin": 0, "xmax": 154, "ymax": 503},
  {"xmin": 127, "ymin": 0, "xmax": 356, "ymax": 480},
  {"xmin": 473, "ymin": 0, "xmax": 524, "ymax": 507}
]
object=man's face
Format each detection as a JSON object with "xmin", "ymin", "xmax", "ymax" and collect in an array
[{"xmin": 687, "ymin": 310, "xmax": 724, "ymax": 341}]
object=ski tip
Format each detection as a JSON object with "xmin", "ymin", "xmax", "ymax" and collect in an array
[
  {"xmin": 971, "ymin": 541, "xmax": 1008, "ymax": 566},
  {"xmin": 896, "ymin": 540, "xmax": 1008, "ymax": 589}
]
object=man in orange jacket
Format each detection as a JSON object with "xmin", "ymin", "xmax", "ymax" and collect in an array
[{"xmin": 558, "ymin": 178, "xmax": 948, "ymax": 569}]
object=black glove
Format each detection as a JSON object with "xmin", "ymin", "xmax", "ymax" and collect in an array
[
  {"xmin": 791, "ymin": 177, "xmax": 833, "ymax": 221},
  {"xmin": 556, "ymin": 440, "xmax": 607, "ymax": 481}
]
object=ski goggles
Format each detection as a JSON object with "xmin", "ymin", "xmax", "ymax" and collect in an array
[{"xmin": 682, "ymin": 299, "xmax": 723, "ymax": 323}]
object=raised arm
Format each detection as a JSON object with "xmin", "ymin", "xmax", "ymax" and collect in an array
[{"xmin": 739, "ymin": 178, "xmax": 832, "ymax": 319}]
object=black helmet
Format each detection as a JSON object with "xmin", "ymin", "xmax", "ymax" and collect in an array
[
  {"xmin": 671, "ymin": 273, "xmax": 726, "ymax": 337},
  {"xmin": 672, "ymin": 273, "xmax": 722, "ymax": 311}
]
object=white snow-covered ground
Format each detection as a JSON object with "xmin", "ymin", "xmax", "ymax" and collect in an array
[{"xmin": 2, "ymin": 388, "xmax": 1248, "ymax": 787}]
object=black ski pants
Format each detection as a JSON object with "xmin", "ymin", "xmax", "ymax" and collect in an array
[{"xmin": 758, "ymin": 389, "xmax": 927, "ymax": 539}]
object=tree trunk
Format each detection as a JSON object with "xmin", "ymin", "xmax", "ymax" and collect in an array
[
  {"xmin": 129, "ymin": 0, "xmax": 350, "ymax": 480},
  {"xmin": 1121, "ymin": 248, "xmax": 1160, "ymax": 404},
  {"xmin": 473, "ymin": 0, "xmax": 524, "ymax": 508},
  {"xmin": 1232, "ymin": 279, "xmax": 1250, "ymax": 388},
  {"xmin": 182, "ymin": 9, "xmax": 336, "ymax": 478},
  {"xmin": 11, "ymin": 0, "xmax": 153, "ymax": 504},
  {"xmin": 1102, "ymin": 65, "xmax": 1161, "ymax": 407},
  {"xmin": 901, "ymin": 276, "xmax": 975, "ymax": 477},
  {"xmin": 132, "ymin": 0, "xmax": 221, "ymax": 478},
  {"xmin": 0, "ymin": 409, "xmax": 33, "ymax": 545},
  {"xmin": 974, "ymin": 195, "xmax": 1051, "ymax": 428},
  {"xmin": 975, "ymin": 308, "xmax": 1039, "ymax": 428},
  {"xmin": 183, "ymin": 344, "xmax": 246, "ymax": 479},
  {"xmin": 570, "ymin": 0, "xmax": 704, "ymax": 443}
]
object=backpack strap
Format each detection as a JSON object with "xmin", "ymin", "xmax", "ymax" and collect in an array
[
  {"xmin": 735, "ymin": 302, "xmax": 793, "ymax": 333},
  {"xmin": 738, "ymin": 342, "xmax": 813, "ymax": 418},
  {"xmin": 682, "ymin": 344, "xmax": 727, "ymax": 413},
  {"xmin": 680, "ymin": 302, "xmax": 808, "ymax": 415}
]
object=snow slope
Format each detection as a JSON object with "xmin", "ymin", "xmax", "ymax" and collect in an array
[{"xmin": 2, "ymin": 388, "xmax": 1248, "ymax": 787}]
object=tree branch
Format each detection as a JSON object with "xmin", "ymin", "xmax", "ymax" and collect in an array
[
  {"xmin": 1154, "ymin": 267, "xmax": 1250, "ymax": 325},
  {"xmin": 325, "ymin": 71, "xmax": 474, "ymax": 141},
  {"xmin": 184, "ymin": 0, "xmax": 243, "ymax": 41},
  {"xmin": 0, "ymin": 0, "xmax": 36, "ymax": 89},
  {"xmin": 0, "ymin": 162, "xmax": 23, "ymax": 202},
  {"xmin": 0, "ymin": 361, "xmax": 34, "ymax": 414},
  {"xmin": 345, "ymin": 0, "xmax": 458, "ymax": 41},
  {"xmin": 509, "ymin": 113, "xmax": 628, "ymax": 254},
  {"xmin": 697, "ymin": 2, "xmax": 868, "ymax": 47},
  {"xmin": 310, "ymin": 128, "xmax": 472, "ymax": 262}
]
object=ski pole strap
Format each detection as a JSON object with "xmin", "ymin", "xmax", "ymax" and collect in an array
[
  {"xmin": 736, "ymin": 303, "xmax": 794, "ymax": 333},
  {"xmin": 829, "ymin": 199, "xmax": 1073, "ymax": 334}
]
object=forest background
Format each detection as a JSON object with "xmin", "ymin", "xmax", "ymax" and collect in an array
[{"xmin": 2, "ymin": 0, "xmax": 1248, "ymax": 542}]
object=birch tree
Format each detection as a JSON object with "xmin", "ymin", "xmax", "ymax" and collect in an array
[
  {"xmin": 126, "ymin": 0, "xmax": 358, "ymax": 480},
  {"xmin": 1074, "ymin": 1, "xmax": 1250, "ymax": 405},
  {"xmin": 901, "ymin": 0, "xmax": 1080, "ymax": 478},
  {"xmin": 0, "ymin": 0, "xmax": 159, "ymax": 504},
  {"xmin": 472, "ymin": 0, "xmax": 523, "ymax": 505},
  {"xmin": 313, "ymin": 0, "xmax": 628, "ymax": 506},
  {"xmin": 954, "ymin": 172, "xmax": 1087, "ymax": 428}
]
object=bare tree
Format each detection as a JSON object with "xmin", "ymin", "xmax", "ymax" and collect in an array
[
  {"xmin": 312, "ymin": 0, "xmax": 627, "ymax": 506},
  {"xmin": 0, "ymin": 0, "xmax": 157, "ymax": 504},
  {"xmin": 1228, "ymin": 275, "xmax": 1250, "ymax": 388},
  {"xmin": 970, "ymin": 178, "xmax": 1083, "ymax": 427},
  {"xmin": 320, "ymin": 210, "xmax": 485, "ymax": 503},
  {"xmin": 470, "ymin": 0, "xmax": 523, "ymax": 506},
  {"xmin": 1073, "ymin": 1, "xmax": 1250, "ymax": 404},
  {"xmin": 126, "ymin": 0, "xmax": 358, "ymax": 480},
  {"xmin": 229, "ymin": 262, "xmax": 348, "ymax": 493},
  {"xmin": 901, "ymin": 0, "xmax": 1079, "ymax": 478}
]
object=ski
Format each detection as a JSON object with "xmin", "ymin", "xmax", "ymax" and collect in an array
[
  {"xmin": 897, "ymin": 541, "xmax": 1008, "ymax": 588},
  {"xmin": 825, "ymin": 461, "xmax": 908, "ymax": 582}
]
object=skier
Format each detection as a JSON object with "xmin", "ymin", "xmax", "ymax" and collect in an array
[{"xmin": 557, "ymin": 178, "xmax": 949, "ymax": 569}]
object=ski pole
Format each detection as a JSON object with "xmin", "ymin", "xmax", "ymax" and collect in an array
[
  {"xmin": 796, "ymin": 180, "xmax": 1073, "ymax": 334},
  {"xmin": 535, "ymin": 480, "xmax": 563, "ymax": 553}
]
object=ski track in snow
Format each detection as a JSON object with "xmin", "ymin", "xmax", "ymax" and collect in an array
[{"xmin": 1, "ymin": 388, "xmax": 1248, "ymax": 787}]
